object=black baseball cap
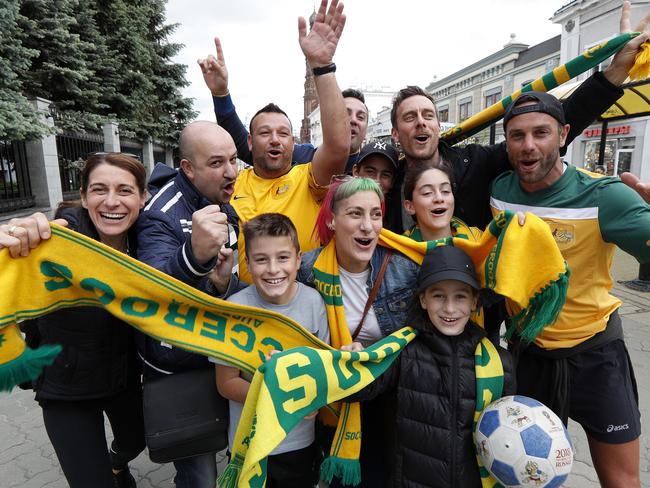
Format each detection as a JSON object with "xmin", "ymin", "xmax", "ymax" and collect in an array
[
  {"xmin": 417, "ymin": 245, "xmax": 480, "ymax": 292},
  {"xmin": 356, "ymin": 141, "xmax": 399, "ymax": 169},
  {"xmin": 503, "ymin": 91, "xmax": 565, "ymax": 129}
]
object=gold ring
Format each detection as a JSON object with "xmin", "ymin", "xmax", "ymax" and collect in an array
[{"xmin": 7, "ymin": 225, "xmax": 18, "ymax": 237}]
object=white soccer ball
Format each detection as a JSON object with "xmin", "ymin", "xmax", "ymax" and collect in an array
[{"xmin": 475, "ymin": 395, "xmax": 573, "ymax": 487}]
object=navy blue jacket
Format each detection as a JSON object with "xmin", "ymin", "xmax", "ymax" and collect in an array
[{"xmin": 136, "ymin": 163, "xmax": 239, "ymax": 375}]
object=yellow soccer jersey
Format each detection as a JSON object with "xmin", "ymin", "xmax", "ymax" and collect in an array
[
  {"xmin": 232, "ymin": 163, "xmax": 327, "ymax": 283},
  {"xmin": 490, "ymin": 164, "xmax": 650, "ymax": 350}
]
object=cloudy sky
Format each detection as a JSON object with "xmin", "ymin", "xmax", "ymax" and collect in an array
[{"xmin": 165, "ymin": 0, "xmax": 573, "ymax": 129}]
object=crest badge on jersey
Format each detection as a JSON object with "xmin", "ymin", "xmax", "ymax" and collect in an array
[{"xmin": 550, "ymin": 223, "xmax": 575, "ymax": 248}]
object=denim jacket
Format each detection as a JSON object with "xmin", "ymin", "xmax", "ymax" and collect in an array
[{"xmin": 298, "ymin": 245, "xmax": 419, "ymax": 337}]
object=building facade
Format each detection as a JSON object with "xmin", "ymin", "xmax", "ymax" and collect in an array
[
  {"xmin": 552, "ymin": 0, "xmax": 650, "ymax": 180},
  {"xmin": 426, "ymin": 34, "xmax": 561, "ymax": 145}
]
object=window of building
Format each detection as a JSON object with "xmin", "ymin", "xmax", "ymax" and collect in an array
[
  {"xmin": 459, "ymin": 101, "xmax": 472, "ymax": 121},
  {"xmin": 438, "ymin": 107, "xmax": 449, "ymax": 122},
  {"xmin": 485, "ymin": 90, "xmax": 502, "ymax": 108}
]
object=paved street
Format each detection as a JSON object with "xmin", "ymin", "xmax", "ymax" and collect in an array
[{"xmin": 1, "ymin": 248, "xmax": 648, "ymax": 487}]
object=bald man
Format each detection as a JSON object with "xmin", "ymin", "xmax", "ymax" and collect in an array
[{"xmin": 135, "ymin": 121, "xmax": 239, "ymax": 487}]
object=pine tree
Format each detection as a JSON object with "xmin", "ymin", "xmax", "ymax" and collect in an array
[
  {"xmin": 0, "ymin": 0, "xmax": 49, "ymax": 140},
  {"xmin": 5, "ymin": 0, "xmax": 196, "ymax": 143}
]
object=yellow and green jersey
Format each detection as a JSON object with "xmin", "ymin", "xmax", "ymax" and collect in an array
[
  {"xmin": 490, "ymin": 164, "xmax": 650, "ymax": 350},
  {"xmin": 232, "ymin": 163, "xmax": 327, "ymax": 283}
]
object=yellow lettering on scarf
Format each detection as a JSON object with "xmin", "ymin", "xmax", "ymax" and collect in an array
[{"xmin": 275, "ymin": 353, "xmax": 317, "ymax": 413}]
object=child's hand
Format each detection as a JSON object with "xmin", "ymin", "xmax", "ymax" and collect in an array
[
  {"xmin": 265, "ymin": 349, "xmax": 281, "ymax": 361},
  {"xmin": 341, "ymin": 342, "xmax": 363, "ymax": 352}
]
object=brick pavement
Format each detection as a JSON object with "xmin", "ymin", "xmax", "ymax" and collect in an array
[{"xmin": 1, "ymin": 249, "xmax": 648, "ymax": 487}]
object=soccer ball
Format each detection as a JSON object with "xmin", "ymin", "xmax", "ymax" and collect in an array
[{"xmin": 475, "ymin": 395, "xmax": 573, "ymax": 488}]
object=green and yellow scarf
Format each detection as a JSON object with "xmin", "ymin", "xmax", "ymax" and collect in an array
[
  {"xmin": 0, "ymin": 223, "xmax": 332, "ymax": 391},
  {"xmin": 442, "ymin": 32, "xmax": 650, "ymax": 145},
  {"xmin": 0, "ymin": 211, "xmax": 565, "ymax": 487},
  {"xmin": 307, "ymin": 211, "xmax": 567, "ymax": 485},
  {"xmin": 219, "ymin": 329, "xmax": 505, "ymax": 488}
]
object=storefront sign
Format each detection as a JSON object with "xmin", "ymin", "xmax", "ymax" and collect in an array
[{"xmin": 583, "ymin": 125, "xmax": 630, "ymax": 137}]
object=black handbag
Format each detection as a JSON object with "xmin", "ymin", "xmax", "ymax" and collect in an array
[{"xmin": 143, "ymin": 368, "xmax": 229, "ymax": 463}]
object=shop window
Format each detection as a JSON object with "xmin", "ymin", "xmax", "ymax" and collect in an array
[{"xmin": 583, "ymin": 137, "xmax": 635, "ymax": 176}]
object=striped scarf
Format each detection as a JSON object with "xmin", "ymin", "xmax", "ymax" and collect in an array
[
  {"xmin": 0, "ymin": 224, "xmax": 330, "ymax": 391},
  {"xmin": 218, "ymin": 329, "xmax": 505, "ymax": 488},
  {"xmin": 442, "ymin": 32, "xmax": 650, "ymax": 145}
]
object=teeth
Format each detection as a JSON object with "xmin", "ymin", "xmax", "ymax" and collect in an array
[
  {"xmin": 101, "ymin": 213, "xmax": 125, "ymax": 220},
  {"xmin": 265, "ymin": 278, "xmax": 284, "ymax": 284}
]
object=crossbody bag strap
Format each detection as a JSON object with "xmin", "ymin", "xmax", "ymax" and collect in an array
[{"xmin": 351, "ymin": 250, "xmax": 393, "ymax": 340}]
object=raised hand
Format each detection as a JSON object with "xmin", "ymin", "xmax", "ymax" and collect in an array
[
  {"xmin": 604, "ymin": 0, "xmax": 650, "ymax": 85},
  {"xmin": 298, "ymin": 0, "xmax": 346, "ymax": 68},
  {"xmin": 198, "ymin": 37, "xmax": 229, "ymax": 97},
  {"xmin": 208, "ymin": 246, "xmax": 235, "ymax": 294}
]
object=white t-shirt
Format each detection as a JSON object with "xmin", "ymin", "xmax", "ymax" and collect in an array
[
  {"xmin": 338, "ymin": 266, "xmax": 382, "ymax": 347},
  {"xmin": 211, "ymin": 282, "xmax": 329, "ymax": 454}
]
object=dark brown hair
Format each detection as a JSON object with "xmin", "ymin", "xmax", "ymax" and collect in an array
[
  {"xmin": 57, "ymin": 152, "xmax": 146, "ymax": 212},
  {"xmin": 249, "ymin": 103, "xmax": 291, "ymax": 134},
  {"xmin": 243, "ymin": 213, "xmax": 300, "ymax": 255},
  {"xmin": 390, "ymin": 86, "xmax": 437, "ymax": 128},
  {"xmin": 403, "ymin": 163, "xmax": 456, "ymax": 202}
]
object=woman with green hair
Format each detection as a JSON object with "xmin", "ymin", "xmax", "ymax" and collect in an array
[{"xmin": 298, "ymin": 176, "xmax": 419, "ymax": 487}]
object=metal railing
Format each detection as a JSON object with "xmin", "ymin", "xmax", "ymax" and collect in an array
[
  {"xmin": 0, "ymin": 139, "xmax": 34, "ymax": 213},
  {"xmin": 120, "ymin": 139, "xmax": 143, "ymax": 162},
  {"xmin": 56, "ymin": 132, "xmax": 104, "ymax": 200}
]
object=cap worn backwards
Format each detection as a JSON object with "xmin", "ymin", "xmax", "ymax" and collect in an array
[{"xmin": 503, "ymin": 91, "xmax": 565, "ymax": 129}]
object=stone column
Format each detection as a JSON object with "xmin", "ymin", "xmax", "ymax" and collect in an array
[
  {"xmin": 103, "ymin": 122, "xmax": 120, "ymax": 152},
  {"xmin": 24, "ymin": 97, "xmax": 63, "ymax": 211},
  {"xmin": 165, "ymin": 147, "xmax": 174, "ymax": 167},
  {"xmin": 142, "ymin": 138, "xmax": 155, "ymax": 176}
]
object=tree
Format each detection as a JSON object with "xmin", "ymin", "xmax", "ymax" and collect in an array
[
  {"xmin": 0, "ymin": 0, "xmax": 49, "ymax": 140},
  {"xmin": 5, "ymin": 0, "xmax": 196, "ymax": 143}
]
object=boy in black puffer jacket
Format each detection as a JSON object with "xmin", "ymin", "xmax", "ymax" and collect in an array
[{"xmin": 345, "ymin": 245, "xmax": 515, "ymax": 487}]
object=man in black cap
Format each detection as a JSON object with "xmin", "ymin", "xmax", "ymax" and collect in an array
[
  {"xmin": 491, "ymin": 89, "xmax": 650, "ymax": 488},
  {"xmin": 351, "ymin": 140, "xmax": 399, "ymax": 195},
  {"xmin": 351, "ymin": 141, "xmax": 401, "ymax": 231}
]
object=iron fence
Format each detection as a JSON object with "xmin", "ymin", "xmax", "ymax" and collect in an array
[
  {"xmin": 56, "ymin": 132, "xmax": 104, "ymax": 200},
  {"xmin": 120, "ymin": 139, "xmax": 143, "ymax": 162},
  {"xmin": 153, "ymin": 149, "xmax": 166, "ymax": 165},
  {"xmin": 0, "ymin": 139, "xmax": 34, "ymax": 213}
]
